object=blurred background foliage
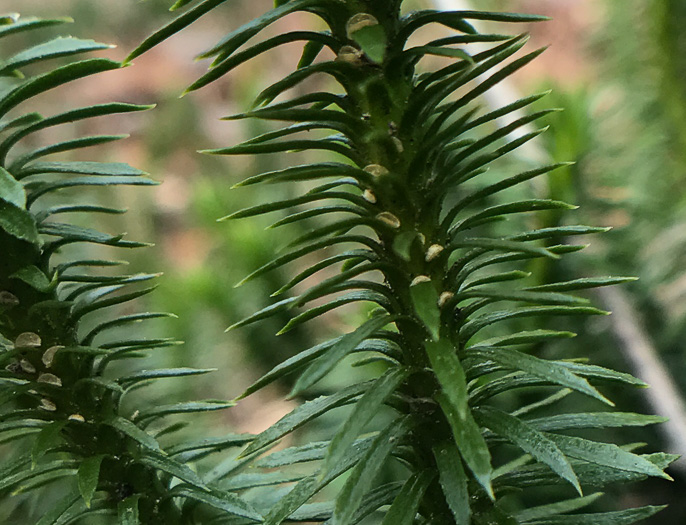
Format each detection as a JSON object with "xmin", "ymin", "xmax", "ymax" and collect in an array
[{"xmin": 4, "ymin": 0, "xmax": 686, "ymax": 522}]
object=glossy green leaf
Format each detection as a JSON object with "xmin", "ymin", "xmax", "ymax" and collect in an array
[
  {"xmin": 525, "ymin": 277, "xmax": 637, "ymax": 292},
  {"xmin": 556, "ymin": 361, "xmax": 647, "ymax": 387},
  {"xmin": 332, "ymin": 417, "xmax": 410, "ymax": 525},
  {"xmin": 515, "ymin": 493, "xmax": 603, "ymax": 522},
  {"xmin": 119, "ymin": 367, "xmax": 216, "ymax": 386},
  {"xmin": 476, "ymin": 406, "xmax": 581, "ymax": 494},
  {"xmin": 426, "ymin": 338, "xmax": 469, "ymax": 419},
  {"xmin": 0, "ymin": 166, "xmax": 25, "ymax": 207},
  {"xmin": 546, "ymin": 434, "xmax": 672, "ymax": 480},
  {"xmin": 262, "ymin": 438, "xmax": 374, "ymax": 525},
  {"xmin": 243, "ymin": 382, "xmax": 369, "ymax": 457},
  {"xmin": 139, "ymin": 453, "xmax": 207, "ymax": 489},
  {"xmin": 469, "ymin": 347, "xmax": 613, "ymax": 405},
  {"xmin": 350, "ymin": 23, "xmax": 387, "ymax": 64},
  {"xmin": 172, "ymin": 486, "xmax": 262, "ymax": 522},
  {"xmin": 380, "ymin": 470, "xmax": 433, "ymax": 525},
  {"xmin": 298, "ymin": 39, "xmax": 325, "ymax": 68},
  {"xmin": 451, "ymin": 238, "xmax": 559, "ymax": 260},
  {"xmin": 409, "ymin": 278, "xmax": 441, "ymax": 340},
  {"xmin": 496, "ymin": 453, "xmax": 677, "ymax": 490},
  {"xmin": 0, "ymin": 200, "xmax": 39, "ymax": 244},
  {"xmin": 278, "ymin": 290, "xmax": 388, "ymax": 334},
  {"xmin": 0, "ymin": 103, "xmax": 152, "ymax": 160},
  {"xmin": 168, "ymin": 433, "xmax": 254, "ymax": 457},
  {"xmin": 78, "ymin": 454, "xmax": 104, "ymax": 508},
  {"xmin": 19, "ymin": 161, "xmax": 146, "ymax": 177},
  {"xmin": 0, "ymin": 16, "xmax": 71, "ymax": 39},
  {"xmin": 0, "ymin": 459, "xmax": 77, "ymax": 492},
  {"xmin": 196, "ymin": 0, "xmax": 320, "ymax": 61},
  {"xmin": 0, "ymin": 37, "xmax": 112, "ymax": 74},
  {"xmin": 460, "ymin": 288, "xmax": 589, "ymax": 307},
  {"xmin": 450, "ymin": 199, "xmax": 577, "ymax": 236},
  {"xmin": 10, "ymin": 265, "xmax": 52, "ymax": 292},
  {"xmin": 433, "ymin": 441, "xmax": 471, "ymax": 524},
  {"xmin": 0, "ymin": 58, "xmax": 121, "ymax": 117},
  {"xmin": 134, "ymin": 400, "xmax": 233, "ymax": 422},
  {"xmin": 289, "ymin": 314, "xmax": 395, "ymax": 397},
  {"xmin": 526, "ymin": 412, "xmax": 667, "ymax": 432},
  {"xmin": 26, "ymin": 175, "xmax": 157, "ymax": 204},
  {"xmin": 237, "ymin": 337, "xmax": 340, "ymax": 400},
  {"xmin": 436, "ymin": 392, "xmax": 493, "ymax": 498},
  {"xmin": 324, "ymin": 367, "xmax": 408, "ymax": 475},
  {"xmin": 478, "ymin": 329, "xmax": 576, "ymax": 347},
  {"xmin": 170, "ymin": 0, "xmax": 197, "ymax": 10},
  {"xmin": 31, "ymin": 420, "xmax": 67, "ymax": 466},
  {"xmin": 461, "ymin": 306, "xmax": 608, "ymax": 341},
  {"xmin": 104, "ymin": 416, "xmax": 162, "ymax": 453}
]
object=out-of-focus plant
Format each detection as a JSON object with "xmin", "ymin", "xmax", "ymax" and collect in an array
[{"xmin": 0, "ymin": 13, "xmax": 274, "ymax": 524}]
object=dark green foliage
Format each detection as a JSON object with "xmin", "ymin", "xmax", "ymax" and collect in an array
[
  {"xmin": 123, "ymin": 0, "xmax": 674, "ymax": 523},
  {"xmin": 0, "ymin": 13, "xmax": 262, "ymax": 524},
  {"xmin": 0, "ymin": 1, "xmax": 676, "ymax": 524}
]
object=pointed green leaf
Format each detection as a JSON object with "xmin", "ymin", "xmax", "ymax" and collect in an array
[
  {"xmin": 409, "ymin": 278, "xmax": 441, "ymax": 340},
  {"xmin": 527, "ymin": 412, "xmax": 667, "ymax": 432},
  {"xmin": 324, "ymin": 367, "xmax": 408, "ymax": 475},
  {"xmin": 380, "ymin": 470, "xmax": 433, "ymax": 525},
  {"xmin": 461, "ymin": 288, "xmax": 589, "ymax": 306},
  {"xmin": 32, "ymin": 420, "xmax": 67, "ymax": 466},
  {"xmin": 263, "ymin": 438, "xmax": 374, "ymax": 525},
  {"xmin": 243, "ymin": 382, "xmax": 369, "ymax": 457},
  {"xmin": 426, "ymin": 338, "xmax": 469, "ymax": 419},
  {"xmin": 525, "ymin": 277, "xmax": 637, "ymax": 293},
  {"xmin": 546, "ymin": 434, "xmax": 672, "ymax": 480},
  {"xmin": 119, "ymin": 368, "xmax": 216, "ymax": 386},
  {"xmin": 19, "ymin": 161, "xmax": 145, "ymax": 177},
  {"xmin": 452, "ymin": 238, "xmax": 559, "ymax": 260},
  {"xmin": 290, "ymin": 314, "xmax": 395, "ymax": 397},
  {"xmin": 556, "ymin": 361, "xmax": 647, "ymax": 387},
  {"xmin": 139, "ymin": 453, "xmax": 207, "ymax": 489},
  {"xmin": 436, "ymin": 392, "xmax": 493, "ymax": 498},
  {"xmin": 0, "ymin": 37, "xmax": 112, "ymax": 74},
  {"xmin": 104, "ymin": 416, "xmax": 162, "ymax": 453},
  {"xmin": 0, "ymin": 59, "xmax": 121, "ymax": 117},
  {"xmin": 135, "ymin": 400, "xmax": 233, "ymax": 422},
  {"xmin": 332, "ymin": 417, "xmax": 410, "ymax": 525},
  {"xmin": 172, "ymin": 486, "xmax": 262, "ymax": 522},
  {"xmin": 10, "ymin": 265, "xmax": 52, "ymax": 292},
  {"xmin": 479, "ymin": 329, "xmax": 576, "ymax": 347},
  {"xmin": 0, "ymin": 200, "xmax": 40, "ymax": 244},
  {"xmin": 237, "ymin": 337, "xmax": 340, "ymax": 400},
  {"xmin": 350, "ymin": 23, "xmax": 387, "ymax": 64},
  {"xmin": 0, "ymin": 166, "xmax": 25, "ymax": 208},
  {"xmin": 515, "ymin": 493, "xmax": 604, "ymax": 522},
  {"xmin": 476, "ymin": 406, "xmax": 581, "ymax": 494},
  {"xmin": 0, "ymin": 17, "xmax": 72, "ymax": 39},
  {"xmin": 470, "ymin": 347, "xmax": 613, "ymax": 405},
  {"xmin": 78, "ymin": 454, "xmax": 104, "ymax": 508},
  {"xmin": 298, "ymin": 39, "xmax": 325, "ymax": 68},
  {"xmin": 433, "ymin": 441, "xmax": 471, "ymax": 524}
]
